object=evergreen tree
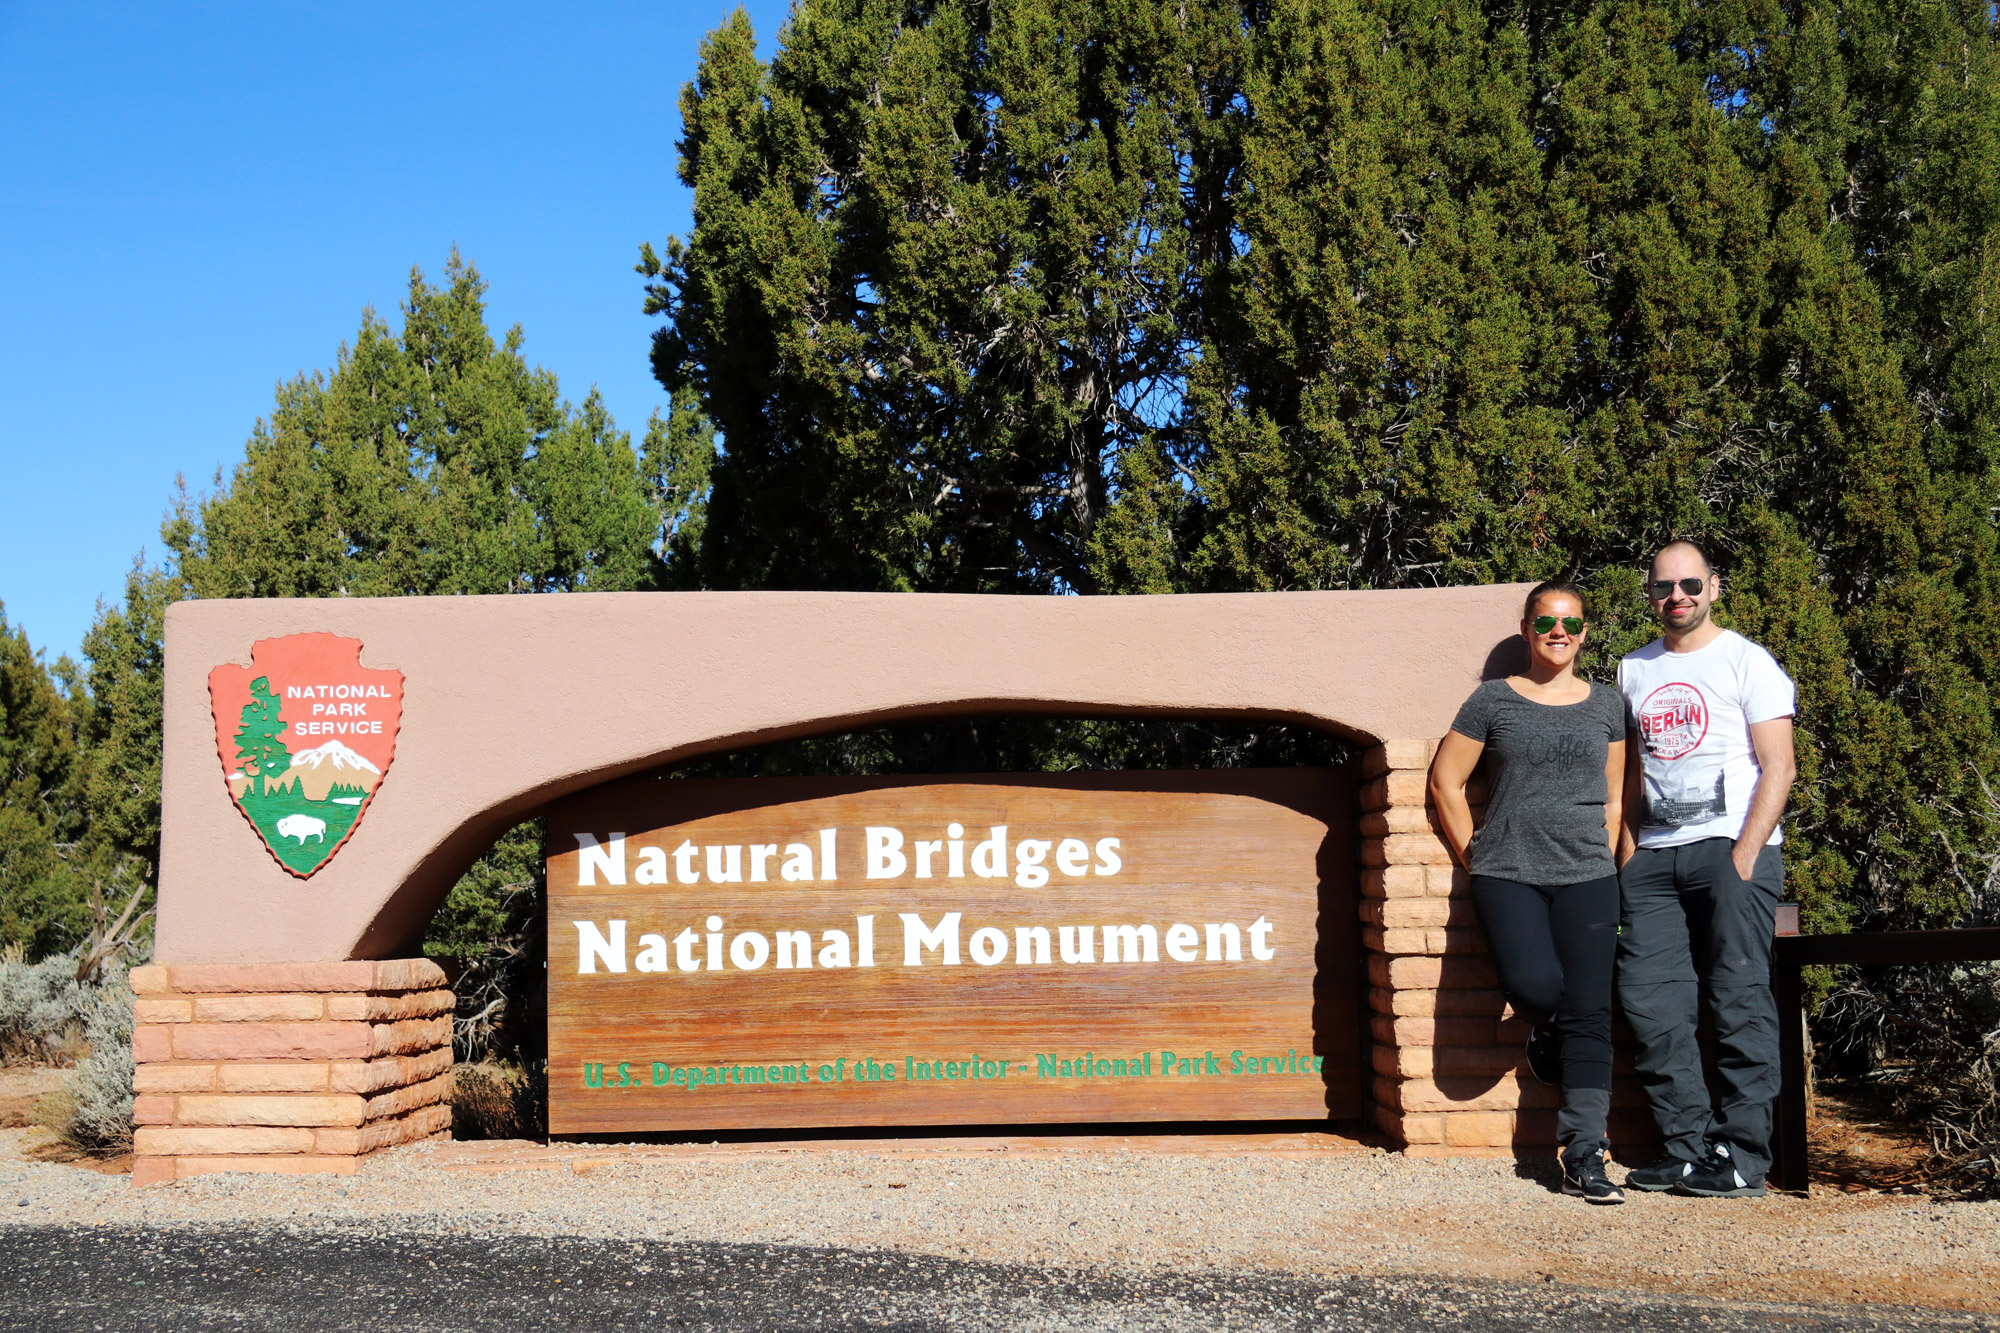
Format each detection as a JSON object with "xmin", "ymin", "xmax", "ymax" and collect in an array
[
  {"xmin": 654, "ymin": 1, "xmax": 2000, "ymax": 933},
  {"xmin": 77, "ymin": 255, "xmax": 682, "ymax": 982},
  {"xmin": 0, "ymin": 604, "xmax": 89, "ymax": 955},
  {"xmin": 642, "ymin": 1, "xmax": 1240, "ymax": 593},
  {"xmin": 167, "ymin": 252, "xmax": 670, "ymax": 599},
  {"xmin": 231, "ymin": 678, "xmax": 290, "ymax": 800}
]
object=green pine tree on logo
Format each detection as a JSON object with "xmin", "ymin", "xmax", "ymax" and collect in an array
[{"xmin": 233, "ymin": 676, "xmax": 291, "ymax": 798}]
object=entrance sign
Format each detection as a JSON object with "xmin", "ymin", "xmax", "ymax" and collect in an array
[
  {"xmin": 546, "ymin": 769, "xmax": 1357, "ymax": 1135},
  {"xmin": 208, "ymin": 634, "xmax": 403, "ymax": 877}
]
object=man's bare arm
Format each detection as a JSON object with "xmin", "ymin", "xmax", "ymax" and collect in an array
[{"xmin": 1733, "ymin": 716, "xmax": 1797, "ymax": 879}]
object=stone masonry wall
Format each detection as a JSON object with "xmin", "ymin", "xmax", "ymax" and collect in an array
[
  {"xmin": 129, "ymin": 960, "xmax": 455, "ymax": 1185},
  {"xmin": 1359, "ymin": 741, "xmax": 1655, "ymax": 1157}
]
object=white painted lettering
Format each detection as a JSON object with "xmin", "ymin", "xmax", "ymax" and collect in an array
[
  {"xmin": 635, "ymin": 933, "xmax": 670, "ymax": 972},
  {"xmin": 729, "ymin": 932, "xmax": 770, "ymax": 970},
  {"xmin": 775, "ymin": 930, "xmax": 813, "ymax": 969},
  {"xmin": 900, "ymin": 911, "xmax": 961, "ymax": 966},
  {"xmin": 1249, "ymin": 915, "xmax": 1276, "ymax": 960},
  {"xmin": 706, "ymin": 844, "xmax": 743, "ymax": 883},
  {"xmin": 575, "ymin": 833, "xmax": 626, "ymax": 887},
  {"xmin": 1014, "ymin": 838, "xmax": 1052, "ymax": 888},
  {"xmin": 866, "ymin": 826, "xmax": 907, "ymax": 879},
  {"xmin": 971, "ymin": 826, "xmax": 1007, "ymax": 878},
  {"xmin": 1103, "ymin": 923, "xmax": 1159, "ymax": 963},
  {"xmin": 574, "ymin": 919, "xmax": 626, "ymax": 973},
  {"xmin": 968, "ymin": 926, "xmax": 1008, "ymax": 966}
]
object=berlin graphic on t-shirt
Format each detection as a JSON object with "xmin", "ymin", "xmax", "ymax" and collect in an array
[
  {"xmin": 1618, "ymin": 629, "xmax": 1797, "ymax": 849},
  {"xmin": 1635, "ymin": 682, "xmax": 1728, "ymax": 826},
  {"xmin": 208, "ymin": 634, "xmax": 403, "ymax": 877}
]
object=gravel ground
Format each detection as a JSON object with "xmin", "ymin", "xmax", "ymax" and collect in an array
[
  {"xmin": 5, "ymin": 1225, "xmax": 1991, "ymax": 1332},
  {"xmin": 3, "ymin": 1129, "xmax": 1997, "ymax": 1322}
]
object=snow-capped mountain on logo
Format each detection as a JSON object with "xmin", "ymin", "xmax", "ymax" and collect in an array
[{"xmin": 284, "ymin": 741, "xmax": 384, "ymax": 801}]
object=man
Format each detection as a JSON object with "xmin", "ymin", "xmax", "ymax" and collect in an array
[{"xmin": 1616, "ymin": 541, "xmax": 1797, "ymax": 1198}]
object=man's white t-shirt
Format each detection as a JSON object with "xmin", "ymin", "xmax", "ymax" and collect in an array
[{"xmin": 1618, "ymin": 629, "xmax": 1796, "ymax": 849}]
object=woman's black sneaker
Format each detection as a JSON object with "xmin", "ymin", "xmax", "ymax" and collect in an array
[
  {"xmin": 1672, "ymin": 1142, "xmax": 1767, "ymax": 1198},
  {"xmin": 1622, "ymin": 1152, "xmax": 1696, "ymax": 1191},
  {"xmin": 1525, "ymin": 1023, "xmax": 1562, "ymax": 1085},
  {"xmin": 1560, "ymin": 1147, "xmax": 1626, "ymax": 1205}
]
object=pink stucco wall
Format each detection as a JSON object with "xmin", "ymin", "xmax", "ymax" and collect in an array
[{"xmin": 158, "ymin": 586, "xmax": 1531, "ymax": 964}]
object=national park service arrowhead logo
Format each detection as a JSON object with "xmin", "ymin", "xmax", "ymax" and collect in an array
[{"xmin": 209, "ymin": 634, "xmax": 403, "ymax": 877}]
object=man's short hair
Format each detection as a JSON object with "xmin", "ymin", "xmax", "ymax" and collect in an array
[{"xmin": 1649, "ymin": 540, "xmax": 1713, "ymax": 579}]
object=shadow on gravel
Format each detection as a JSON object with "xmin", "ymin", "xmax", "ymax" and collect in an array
[{"xmin": 2, "ymin": 1226, "xmax": 1989, "ymax": 1333}]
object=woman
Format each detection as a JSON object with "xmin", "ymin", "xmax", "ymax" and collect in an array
[{"xmin": 1429, "ymin": 581, "xmax": 1627, "ymax": 1204}]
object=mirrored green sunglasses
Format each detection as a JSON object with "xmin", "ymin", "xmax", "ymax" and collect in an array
[{"xmin": 1531, "ymin": 615, "xmax": 1585, "ymax": 635}]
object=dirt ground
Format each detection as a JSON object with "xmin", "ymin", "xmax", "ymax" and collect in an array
[{"xmin": 5, "ymin": 1065, "xmax": 1995, "ymax": 1317}]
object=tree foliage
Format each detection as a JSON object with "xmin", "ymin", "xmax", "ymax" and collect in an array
[
  {"xmin": 10, "ymin": 256, "xmax": 711, "ymax": 985},
  {"xmin": 0, "ymin": 605, "xmax": 88, "ymax": 956},
  {"xmin": 652, "ymin": 0, "xmax": 2000, "ymax": 933}
]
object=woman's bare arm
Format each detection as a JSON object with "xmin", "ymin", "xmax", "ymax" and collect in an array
[
  {"xmin": 1428, "ymin": 730, "xmax": 1485, "ymax": 868},
  {"xmin": 1617, "ymin": 727, "xmax": 1643, "ymax": 867}
]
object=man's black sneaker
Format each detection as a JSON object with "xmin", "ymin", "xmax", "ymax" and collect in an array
[
  {"xmin": 1623, "ymin": 1152, "xmax": 1696, "ymax": 1191},
  {"xmin": 1525, "ymin": 1023, "xmax": 1561, "ymax": 1086},
  {"xmin": 1672, "ymin": 1142, "xmax": 1767, "ymax": 1198},
  {"xmin": 1560, "ymin": 1147, "xmax": 1626, "ymax": 1205}
]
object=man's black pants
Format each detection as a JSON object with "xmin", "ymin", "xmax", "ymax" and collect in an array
[{"xmin": 1617, "ymin": 838, "xmax": 1784, "ymax": 1177}]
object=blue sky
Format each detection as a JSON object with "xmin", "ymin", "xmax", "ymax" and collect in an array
[{"xmin": 0, "ymin": 1, "xmax": 790, "ymax": 665}]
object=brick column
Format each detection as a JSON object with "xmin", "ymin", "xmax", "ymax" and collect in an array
[
  {"xmin": 1359, "ymin": 740, "xmax": 1552, "ymax": 1153},
  {"xmin": 1359, "ymin": 741, "xmax": 1654, "ymax": 1157},
  {"xmin": 129, "ymin": 960, "xmax": 455, "ymax": 1186}
]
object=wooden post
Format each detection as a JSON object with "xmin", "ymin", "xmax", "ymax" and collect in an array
[{"xmin": 1770, "ymin": 905, "xmax": 1807, "ymax": 1193}]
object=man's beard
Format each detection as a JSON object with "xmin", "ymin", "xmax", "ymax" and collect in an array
[{"xmin": 1664, "ymin": 601, "xmax": 1711, "ymax": 632}]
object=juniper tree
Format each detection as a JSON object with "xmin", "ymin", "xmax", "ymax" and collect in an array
[
  {"xmin": 0, "ymin": 605, "xmax": 88, "ymax": 955},
  {"xmin": 73, "ymin": 257, "xmax": 699, "ymax": 1018},
  {"xmin": 653, "ymin": 0, "xmax": 2000, "ymax": 933}
]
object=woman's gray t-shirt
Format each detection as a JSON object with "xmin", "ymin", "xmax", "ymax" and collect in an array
[{"xmin": 1449, "ymin": 679, "xmax": 1624, "ymax": 884}]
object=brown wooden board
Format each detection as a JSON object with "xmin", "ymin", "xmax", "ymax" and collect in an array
[{"xmin": 545, "ymin": 769, "xmax": 1359, "ymax": 1135}]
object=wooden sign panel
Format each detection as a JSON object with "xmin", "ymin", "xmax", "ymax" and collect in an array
[{"xmin": 545, "ymin": 769, "xmax": 1358, "ymax": 1135}]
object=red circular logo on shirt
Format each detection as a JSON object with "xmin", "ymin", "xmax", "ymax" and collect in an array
[{"xmin": 1638, "ymin": 683, "xmax": 1709, "ymax": 761}]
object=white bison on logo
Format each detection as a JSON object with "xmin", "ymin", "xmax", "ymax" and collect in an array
[{"xmin": 275, "ymin": 814, "xmax": 327, "ymax": 845}]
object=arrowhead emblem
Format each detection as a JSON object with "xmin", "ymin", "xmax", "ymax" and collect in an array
[{"xmin": 208, "ymin": 634, "xmax": 404, "ymax": 878}]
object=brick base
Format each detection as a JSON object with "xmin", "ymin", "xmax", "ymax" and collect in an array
[
  {"xmin": 129, "ymin": 960, "xmax": 455, "ymax": 1184},
  {"xmin": 1361, "ymin": 741, "xmax": 1654, "ymax": 1158}
]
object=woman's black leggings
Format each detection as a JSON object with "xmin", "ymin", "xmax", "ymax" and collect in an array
[{"xmin": 1469, "ymin": 873, "xmax": 1619, "ymax": 1151}]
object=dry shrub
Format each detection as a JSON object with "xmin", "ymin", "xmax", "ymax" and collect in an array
[
  {"xmin": 1816, "ymin": 961, "xmax": 2000, "ymax": 1198},
  {"xmin": 452, "ymin": 1061, "xmax": 546, "ymax": 1141},
  {"xmin": 0, "ymin": 954, "xmax": 93, "ymax": 1065}
]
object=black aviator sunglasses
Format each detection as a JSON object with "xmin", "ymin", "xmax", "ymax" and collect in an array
[{"xmin": 1648, "ymin": 577, "xmax": 1708, "ymax": 600}]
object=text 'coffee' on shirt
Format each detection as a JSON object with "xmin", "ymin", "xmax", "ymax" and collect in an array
[
  {"xmin": 1448, "ymin": 680, "xmax": 1624, "ymax": 885},
  {"xmin": 1617, "ymin": 629, "xmax": 1796, "ymax": 849}
]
